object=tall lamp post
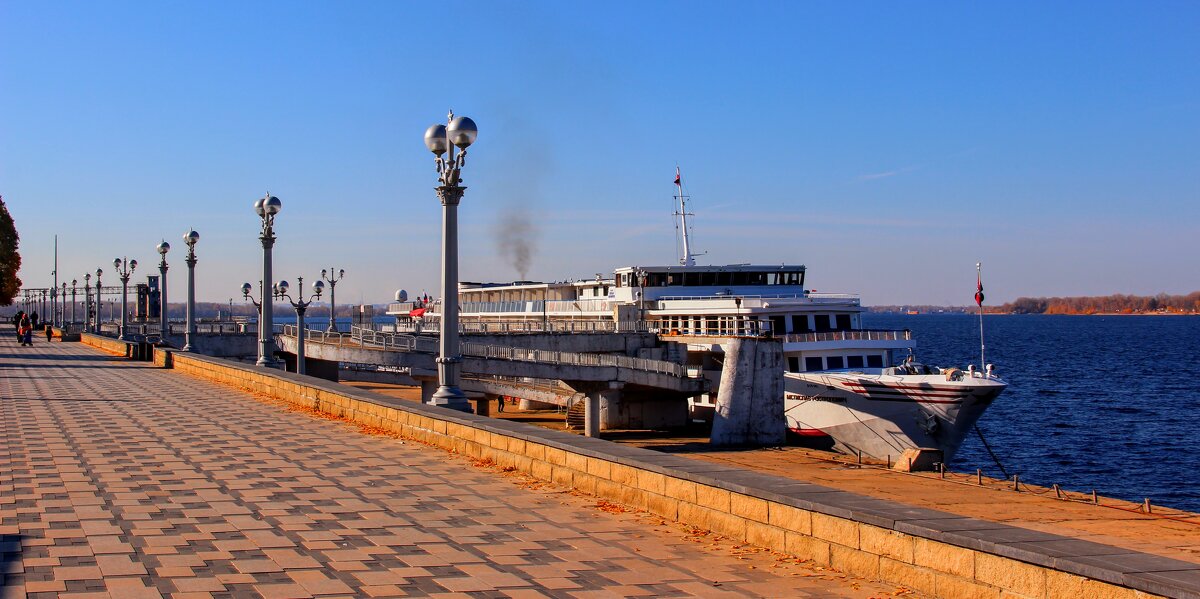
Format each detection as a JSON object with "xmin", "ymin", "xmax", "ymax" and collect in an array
[
  {"xmin": 157, "ymin": 241, "xmax": 170, "ymax": 342},
  {"xmin": 321, "ymin": 268, "xmax": 344, "ymax": 333},
  {"xmin": 71, "ymin": 280, "xmax": 77, "ymax": 325},
  {"xmin": 113, "ymin": 258, "xmax": 137, "ymax": 340},
  {"xmin": 423, "ymin": 110, "xmax": 478, "ymax": 411},
  {"xmin": 274, "ymin": 277, "xmax": 324, "ymax": 375},
  {"xmin": 83, "ymin": 274, "xmax": 92, "ymax": 332},
  {"xmin": 60, "ymin": 283, "xmax": 67, "ymax": 328},
  {"xmin": 183, "ymin": 231, "xmax": 200, "ymax": 351},
  {"xmin": 254, "ymin": 194, "xmax": 282, "ymax": 367},
  {"xmin": 95, "ymin": 269, "xmax": 104, "ymax": 331}
]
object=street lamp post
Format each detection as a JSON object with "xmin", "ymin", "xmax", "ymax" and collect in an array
[
  {"xmin": 254, "ymin": 194, "xmax": 282, "ymax": 367},
  {"xmin": 157, "ymin": 241, "xmax": 170, "ymax": 342},
  {"xmin": 183, "ymin": 231, "xmax": 200, "ymax": 351},
  {"xmin": 60, "ymin": 283, "xmax": 66, "ymax": 328},
  {"xmin": 96, "ymin": 269, "xmax": 103, "ymax": 332},
  {"xmin": 321, "ymin": 268, "xmax": 344, "ymax": 333},
  {"xmin": 423, "ymin": 110, "xmax": 478, "ymax": 411},
  {"xmin": 71, "ymin": 280, "xmax": 77, "ymax": 325},
  {"xmin": 50, "ymin": 272, "xmax": 56, "ymax": 328},
  {"xmin": 83, "ymin": 274, "xmax": 92, "ymax": 332},
  {"xmin": 273, "ymin": 277, "xmax": 324, "ymax": 375},
  {"xmin": 113, "ymin": 258, "xmax": 137, "ymax": 340}
]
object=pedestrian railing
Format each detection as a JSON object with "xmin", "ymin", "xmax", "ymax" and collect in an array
[{"xmin": 280, "ymin": 325, "xmax": 691, "ymax": 379}]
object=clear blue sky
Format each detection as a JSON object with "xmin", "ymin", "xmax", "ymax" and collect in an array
[{"xmin": 2, "ymin": 1, "xmax": 1197, "ymax": 306}]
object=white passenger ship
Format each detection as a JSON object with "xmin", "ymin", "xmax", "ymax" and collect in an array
[{"xmin": 391, "ymin": 171, "xmax": 1005, "ymax": 461}]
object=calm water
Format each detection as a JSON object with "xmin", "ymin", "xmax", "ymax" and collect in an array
[{"xmin": 863, "ymin": 313, "xmax": 1200, "ymax": 512}]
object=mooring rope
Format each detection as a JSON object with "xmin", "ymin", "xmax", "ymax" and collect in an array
[{"xmin": 974, "ymin": 424, "xmax": 1010, "ymax": 479}]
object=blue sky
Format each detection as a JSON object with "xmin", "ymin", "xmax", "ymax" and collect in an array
[{"xmin": 2, "ymin": 1, "xmax": 1197, "ymax": 306}]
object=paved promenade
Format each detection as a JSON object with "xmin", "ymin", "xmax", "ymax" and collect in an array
[{"xmin": 0, "ymin": 337, "xmax": 905, "ymax": 598}]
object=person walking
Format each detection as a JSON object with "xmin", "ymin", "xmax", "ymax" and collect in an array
[{"xmin": 18, "ymin": 315, "xmax": 32, "ymax": 346}]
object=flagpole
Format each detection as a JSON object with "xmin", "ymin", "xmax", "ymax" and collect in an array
[{"xmin": 977, "ymin": 262, "xmax": 986, "ymax": 374}]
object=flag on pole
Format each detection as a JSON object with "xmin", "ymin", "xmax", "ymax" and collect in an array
[
  {"xmin": 975, "ymin": 266, "xmax": 985, "ymax": 306},
  {"xmin": 674, "ymin": 168, "xmax": 681, "ymax": 186}
]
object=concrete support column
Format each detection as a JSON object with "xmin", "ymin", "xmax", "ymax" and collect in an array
[
  {"xmin": 711, "ymin": 338, "xmax": 786, "ymax": 447},
  {"xmin": 597, "ymin": 382, "xmax": 625, "ymax": 431},
  {"xmin": 584, "ymin": 394, "xmax": 600, "ymax": 437}
]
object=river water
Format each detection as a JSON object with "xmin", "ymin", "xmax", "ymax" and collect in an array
[{"xmin": 863, "ymin": 313, "xmax": 1200, "ymax": 512}]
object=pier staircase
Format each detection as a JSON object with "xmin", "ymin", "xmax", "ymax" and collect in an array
[{"xmin": 565, "ymin": 393, "xmax": 588, "ymax": 430}]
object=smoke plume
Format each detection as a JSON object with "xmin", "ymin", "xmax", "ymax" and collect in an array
[{"xmin": 496, "ymin": 208, "xmax": 537, "ymax": 279}]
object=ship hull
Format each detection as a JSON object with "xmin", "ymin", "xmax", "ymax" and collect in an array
[{"xmin": 784, "ymin": 371, "xmax": 1005, "ymax": 462}]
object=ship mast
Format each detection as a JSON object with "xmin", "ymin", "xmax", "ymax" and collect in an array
[{"xmin": 674, "ymin": 166, "xmax": 700, "ymax": 267}]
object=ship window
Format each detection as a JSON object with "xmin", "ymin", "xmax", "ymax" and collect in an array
[
  {"xmin": 698, "ymin": 272, "xmax": 717, "ymax": 286},
  {"xmin": 804, "ymin": 357, "xmax": 823, "ymax": 371},
  {"xmin": 706, "ymin": 317, "xmax": 718, "ymax": 333},
  {"xmin": 731, "ymin": 272, "xmax": 749, "ymax": 286},
  {"xmin": 827, "ymin": 356, "xmax": 845, "ymax": 369},
  {"xmin": 770, "ymin": 315, "xmax": 786, "ymax": 335},
  {"xmin": 835, "ymin": 314, "xmax": 851, "ymax": 331},
  {"xmin": 747, "ymin": 272, "xmax": 766, "ymax": 285},
  {"xmin": 788, "ymin": 357, "xmax": 800, "ymax": 372},
  {"xmin": 646, "ymin": 273, "xmax": 667, "ymax": 287},
  {"xmin": 847, "ymin": 355, "xmax": 864, "ymax": 368},
  {"xmin": 716, "ymin": 271, "xmax": 732, "ymax": 286},
  {"xmin": 792, "ymin": 315, "xmax": 811, "ymax": 333},
  {"xmin": 867, "ymin": 355, "xmax": 884, "ymax": 368},
  {"xmin": 814, "ymin": 315, "xmax": 832, "ymax": 332},
  {"xmin": 667, "ymin": 273, "xmax": 682, "ymax": 286}
]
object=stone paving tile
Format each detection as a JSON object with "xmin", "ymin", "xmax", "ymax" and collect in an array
[{"xmin": 0, "ymin": 337, "xmax": 912, "ymax": 598}]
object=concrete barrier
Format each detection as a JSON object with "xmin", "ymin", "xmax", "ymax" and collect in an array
[
  {"xmin": 80, "ymin": 332, "xmax": 133, "ymax": 357},
  {"xmin": 165, "ymin": 352, "xmax": 1193, "ymax": 599}
]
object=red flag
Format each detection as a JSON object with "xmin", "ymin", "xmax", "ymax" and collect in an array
[
  {"xmin": 974, "ymin": 272, "xmax": 985, "ymax": 306},
  {"xmin": 674, "ymin": 167, "xmax": 681, "ymax": 186}
]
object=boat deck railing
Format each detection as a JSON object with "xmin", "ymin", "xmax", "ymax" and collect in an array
[{"xmin": 781, "ymin": 329, "xmax": 913, "ymax": 343}]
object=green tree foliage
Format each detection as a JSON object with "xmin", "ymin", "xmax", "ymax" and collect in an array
[{"xmin": 0, "ymin": 196, "xmax": 21, "ymax": 306}]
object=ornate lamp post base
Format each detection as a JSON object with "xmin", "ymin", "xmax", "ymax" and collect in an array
[{"xmin": 430, "ymin": 356, "xmax": 471, "ymax": 411}]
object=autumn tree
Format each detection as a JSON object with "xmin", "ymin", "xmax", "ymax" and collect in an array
[{"xmin": 0, "ymin": 196, "xmax": 21, "ymax": 306}]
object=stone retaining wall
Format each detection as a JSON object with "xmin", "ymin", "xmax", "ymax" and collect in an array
[
  {"xmin": 81, "ymin": 332, "xmax": 131, "ymax": 357},
  {"xmin": 164, "ymin": 350, "xmax": 1192, "ymax": 599}
]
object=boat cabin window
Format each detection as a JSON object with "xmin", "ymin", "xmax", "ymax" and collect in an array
[
  {"xmin": 792, "ymin": 315, "xmax": 811, "ymax": 333},
  {"xmin": 804, "ymin": 357, "xmax": 823, "ymax": 371},
  {"xmin": 866, "ymin": 355, "xmax": 884, "ymax": 368},
  {"xmin": 835, "ymin": 314, "xmax": 852, "ymax": 331},
  {"xmin": 770, "ymin": 315, "xmax": 786, "ymax": 335},
  {"xmin": 847, "ymin": 356, "xmax": 864, "ymax": 368},
  {"xmin": 788, "ymin": 357, "xmax": 800, "ymax": 372},
  {"xmin": 814, "ymin": 315, "xmax": 832, "ymax": 332},
  {"xmin": 827, "ymin": 356, "xmax": 845, "ymax": 369}
]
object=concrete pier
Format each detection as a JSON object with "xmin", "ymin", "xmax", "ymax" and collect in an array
[
  {"xmin": 710, "ymin": 338, "xmax": 786, "ymax": 446},
  {"xmin": 1, "ymin": 336, "xmax": 900, "ymax": 598},
  {"xmin": 9, "ymin": 334, "xmax": 1200, "ymax": 598}
]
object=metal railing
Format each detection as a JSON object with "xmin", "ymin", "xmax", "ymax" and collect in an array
[
  {"xmin": 282, "ymin": 325, "xmax": 691, "ymax": 378},
  {"xmin": 781, "ymin": 329, "xmax": 913, "ymax": 343},
  {"xmin": 459, "ymin": 341, "xmax": 688, "ymax": 378}
]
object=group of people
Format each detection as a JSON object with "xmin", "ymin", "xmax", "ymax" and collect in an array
[{"xmin": 13, "ymin": 311, "xmax": 38, "ymax": 346}]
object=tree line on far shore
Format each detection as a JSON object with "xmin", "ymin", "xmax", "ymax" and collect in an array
[
  {"xmin": 1003, "ymin": 292, "xmax": 1200, "ymax": 314},
  {"xmin": 871, "ymin": 291, "xmax": 1200, "ymax": 315}
]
